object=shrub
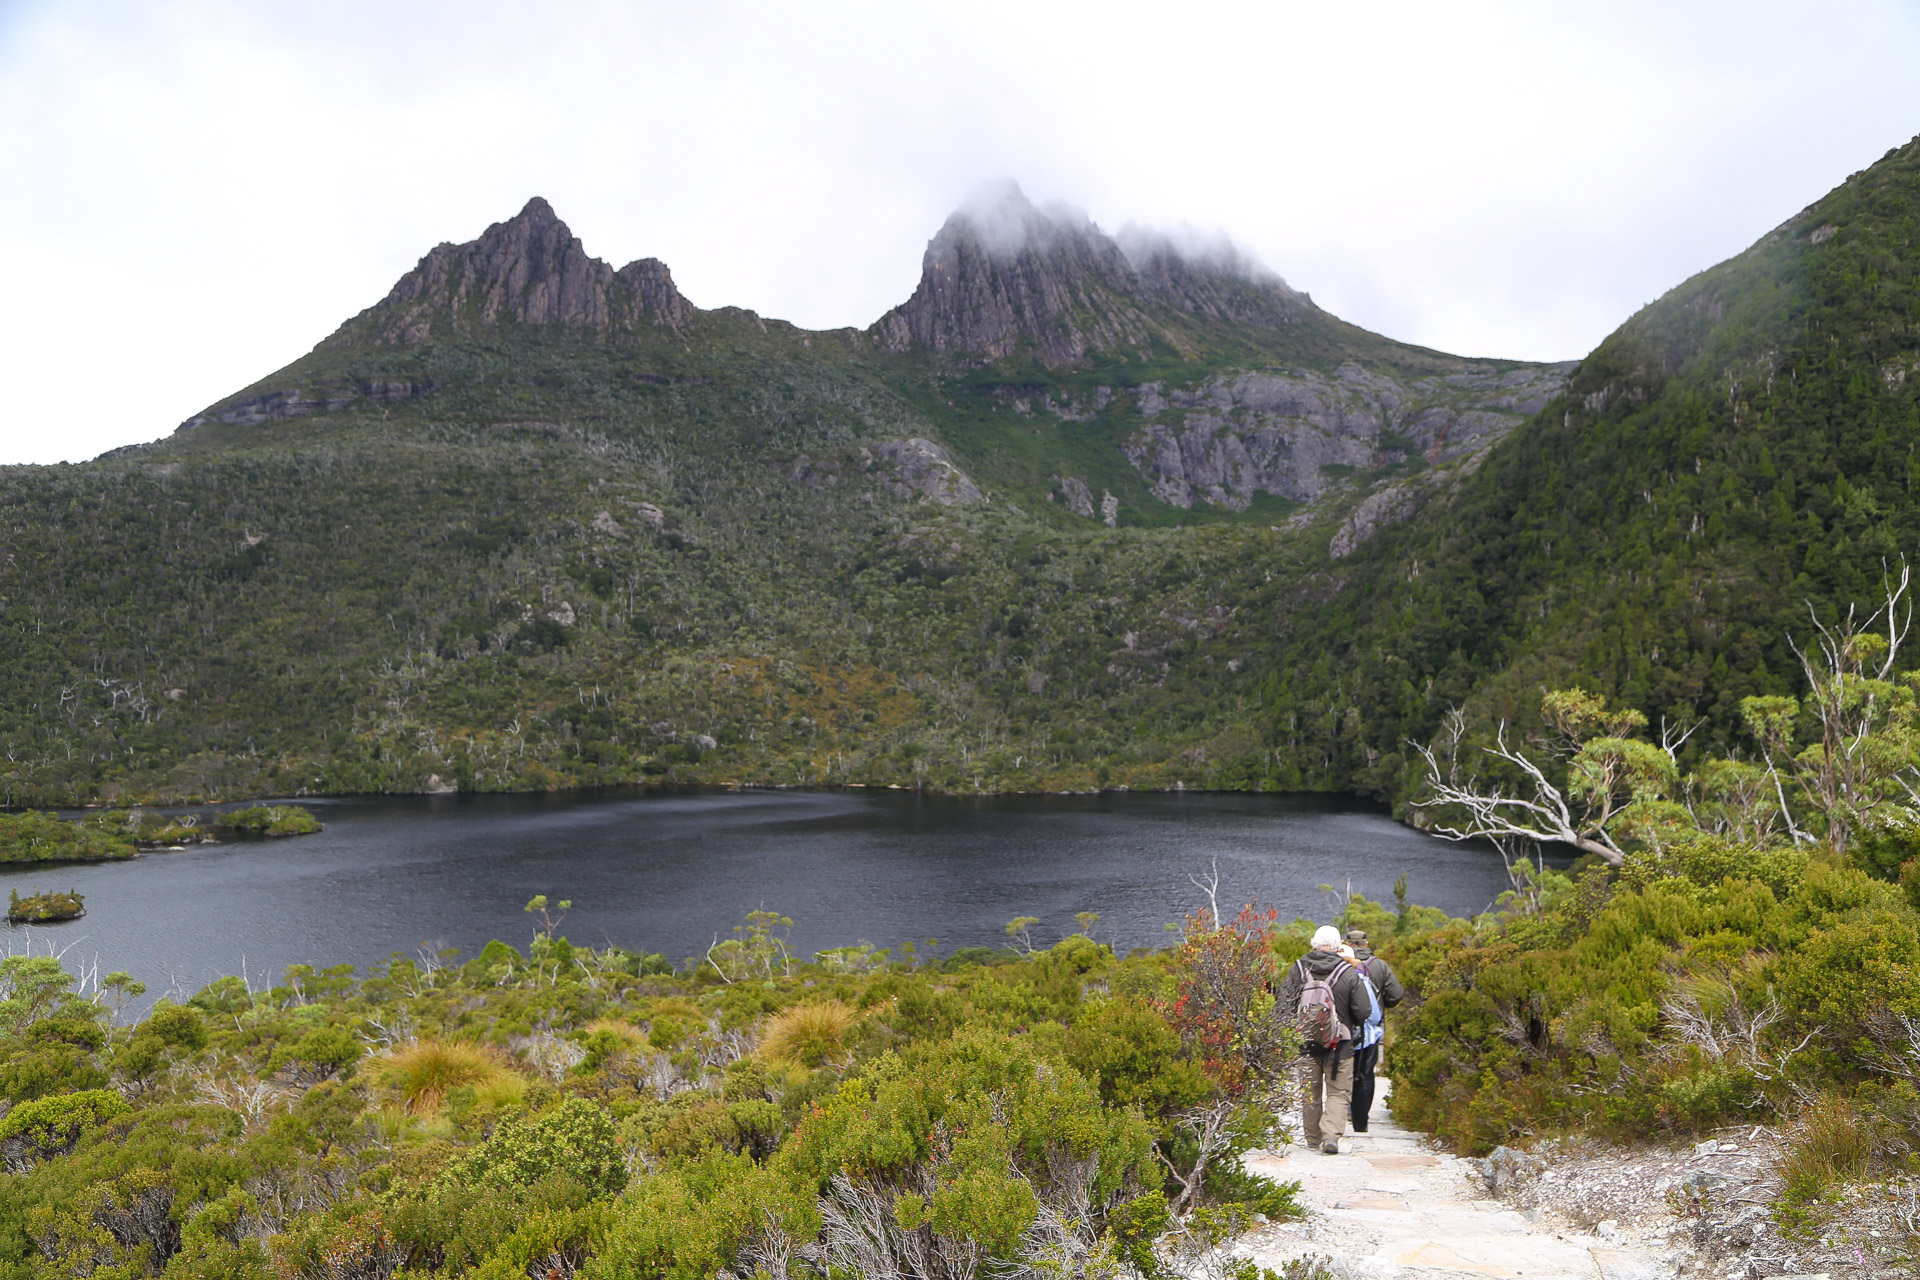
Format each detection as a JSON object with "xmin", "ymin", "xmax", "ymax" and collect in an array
[
  {"xmin": 1063, "ymin": 996, "xmax": 1208, "ymax": 1118},
  {"xmin": 444, "ymin": 1097, "xmax": 627, "ymax": 1198},
  {"xmin": 0, "ymin": 1088, "xmax": 129, "ymax": 1168}
]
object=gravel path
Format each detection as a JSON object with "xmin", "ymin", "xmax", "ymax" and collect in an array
[{"xmin": 1233, "ymin": 1079, "xmax": 1683, "ymax": 1280}]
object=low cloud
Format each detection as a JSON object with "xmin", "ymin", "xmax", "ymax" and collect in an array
[{"xmin": 1115, "ymin": 222, "xmax": 1286, "ymax": 288}]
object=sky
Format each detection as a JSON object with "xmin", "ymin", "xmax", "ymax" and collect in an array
[{"xmin": 2, "ymin": 0, "xmax": 1918, "ymax": 465}]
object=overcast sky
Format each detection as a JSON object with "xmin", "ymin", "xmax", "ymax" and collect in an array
[{"xmin": 3, "ymin": 0, "xmax": 1918, "ymax": 465}]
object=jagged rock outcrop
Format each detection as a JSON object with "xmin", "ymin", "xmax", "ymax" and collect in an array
[
  {"xmin": 1053, "ymin": 475, "xmax": 1096, "ymax": 519},
  {"xmin": 870, "ymin": 183, "xmax": 1308, "ymax": 368},
  {"xmin": 184, "ymin": 199, "xmax": 700, "ymax": 428},
  {"xmin": 868, "ymin": 439, "xmax": 985, "ymax": 506},
  {"xmin": 1329, "ymin": 481, "xmax": 1429, "ymax": 559},
  {"xmin": 1122, "ymin": 362, "xmax": 1573, "ymax": 510},
  {"xmin": 369, "ymin": 197, "xmax": 694, "ymax": 345}
]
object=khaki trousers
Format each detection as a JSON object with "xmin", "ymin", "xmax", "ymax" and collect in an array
[{"xmin": 1297, "ymin": 1046, "xmax": 1355, "ymax": 1145}]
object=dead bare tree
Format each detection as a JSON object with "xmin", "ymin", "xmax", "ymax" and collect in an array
[
  {"xmin": 1153, "ymin": 1098, "xmax": 1243, "ymax": 1216},
  {"xmin": 1411, "ymin": 722, "xmax": 1627, "ymax": 865}
]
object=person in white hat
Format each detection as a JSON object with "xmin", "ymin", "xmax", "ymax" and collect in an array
[{"xmin": 1274, "ymin": 924, "xmax": 1375, "ymax": 1153}]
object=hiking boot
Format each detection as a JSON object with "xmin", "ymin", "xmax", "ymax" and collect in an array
[{"xmin": 1320, "ymin": 1139, "xmax": 1340, "ymax": 1154}]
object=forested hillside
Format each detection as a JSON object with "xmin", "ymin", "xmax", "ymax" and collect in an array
[{"xmin": 1260, "ymin": 135, "xmax": 1920, "ymax": 797}]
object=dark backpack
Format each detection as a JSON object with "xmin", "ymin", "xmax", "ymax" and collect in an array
[
  {"xmin": 1293, "ymin": 959, "xmax": 1349, "ymax": 1049},
  {"xmin": 1364, "ymin": 955, "xmax": 1390, "ymax": 997}
]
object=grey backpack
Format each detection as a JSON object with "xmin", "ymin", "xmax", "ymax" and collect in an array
[{"xmin": 1293, "ymin": 960, "xmax": 1348, "ymax": 1049}]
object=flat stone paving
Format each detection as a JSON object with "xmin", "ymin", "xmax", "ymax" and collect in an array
[{"xmin": 1233, "ymin": 1080, "xmax": 1679, "ymax": 1280}]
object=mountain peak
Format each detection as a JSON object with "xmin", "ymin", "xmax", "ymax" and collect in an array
[
  {"xmin": 515, "ymin": 195, "xmax": 559, "ymax": 222},
  {"xmin": 939, "ymin": 181, "xmax": 1105, "ymax": 260},
  {"xmin": 356, "ymin": 197, "xmax": 691, "ymax": 346},
  {"xmin": 872, "ymin": 184, "xmax": 1311, "ymax": 367}
]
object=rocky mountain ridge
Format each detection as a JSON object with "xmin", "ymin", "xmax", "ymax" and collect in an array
[
  {"xmin": 867, "ymin": 183, "xmax": 1314, "ymax": 367},
  {"xmin": 369, "ymin": 196, "xmax": 695, "ymax": 345},
  {"xmin": 174, "ymin": 189, "xmax": 1563, "ymax": 550}
]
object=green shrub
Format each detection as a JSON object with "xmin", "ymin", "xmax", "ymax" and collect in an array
[
  {"xmin": 445, "ymin": 1097, "xmax": 626, "ymax": 1198},
  {"xmin": 0, "ymin": 1089, "xmax": 129, "ymax": 1166}
]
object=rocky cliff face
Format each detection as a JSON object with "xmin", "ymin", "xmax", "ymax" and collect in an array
[
  {"xmin": 368, "ymin": 197, "xmax": 694, "ymax": 345},
  {"xmin": 1121, "ymin": 361, "xmax": 1573, "ymax": 510},
  {"xmin": 870, "ymin": 184, "xmax": 1311, "ymax": 368}
]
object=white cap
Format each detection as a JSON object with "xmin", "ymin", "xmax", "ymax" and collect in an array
[{"xmin": 1311, "ymin": 925, "xmax": 1342, "ymax": 949}]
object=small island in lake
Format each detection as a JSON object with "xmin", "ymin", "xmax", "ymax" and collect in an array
[
  {"xmin": 212, "ymin": 805, "xmax": 324, "ymax": 838},
  {"xmin": 0, "ymin": 805, "xmax": 323, "ymax": 864},
  {"xmin": 0, "ymin": 812, "xmax": 137, "ymax": 863},
  {"xmin": 5, "ymin": 888, "xmax": 84, "ymax": 923}
]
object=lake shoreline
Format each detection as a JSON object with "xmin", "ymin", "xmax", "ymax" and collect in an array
[{"xmin": 13, "ymin": 779, "xmax": 1394, "ymax": 816}]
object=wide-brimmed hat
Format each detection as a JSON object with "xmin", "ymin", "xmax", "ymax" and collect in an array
[
  {"xmin": 1344, "ymin": 928, "xmax": 1369, "ymax": 944},
  {"xmin": 1311, "ymin": 925, "xmax": 1342, "ymax": 949}
]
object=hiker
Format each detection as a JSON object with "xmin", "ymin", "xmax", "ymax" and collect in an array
[
  {"xmin": 1276, "ymin": 924, "xmax": 1375, "ymax": 1154},
  {"xmin": 1344, "ymin": 928, "xmax": 1405, "ymax": 1133},
  {"xmin": 1339, "ymin": 942, "xmax": 1384, "ymax": 1132}
]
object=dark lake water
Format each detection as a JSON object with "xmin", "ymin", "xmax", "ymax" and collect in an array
[{"xmin": 4, "ymin": 789, "xmax": 1552, "ymax": 998}]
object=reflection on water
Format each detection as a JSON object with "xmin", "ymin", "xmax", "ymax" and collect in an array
[{"xmin": 4, "ymin": 788, "xmax": 1552, "ymax": 996}]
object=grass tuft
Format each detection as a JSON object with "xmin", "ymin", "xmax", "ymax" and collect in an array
[
  {"xmin": 376, "ymin": 1039, "xmax": 516, "ymax": 1114},
  {"xmin": 758, "ymin": 1000, "xmax": 858, "ymax": 1069},
  {"xmin": 1780, "ymin": 1098, "xmax": 1871, "ymax": 1207}
]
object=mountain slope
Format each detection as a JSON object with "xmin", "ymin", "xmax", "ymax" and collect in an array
[
  {"xmin": 0, "ymin": 191, "xmax": 1567, "ymax": 805},
  {"xmin": 1257, "ymin": 134, "xmax": 1920, "ymax": 797}
]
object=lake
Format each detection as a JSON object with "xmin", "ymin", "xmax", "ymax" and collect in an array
[{"xmin": 3, "ymin": 788, "xmax": 1552, "ymax": 997}]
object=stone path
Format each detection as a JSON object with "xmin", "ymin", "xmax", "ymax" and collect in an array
[{"xmin": 1235, "ymin": 1080, "xmax": 1681, "ymax": 1280}]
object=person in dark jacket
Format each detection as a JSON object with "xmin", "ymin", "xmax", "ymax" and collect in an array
[
  {"xmin": 1344, "ymin": 928, "xmax": 1405, "ymax": 1133},
  {"xmin": 1275, "ymin": 925, "xmax": 1375, "ymax": 1153}
]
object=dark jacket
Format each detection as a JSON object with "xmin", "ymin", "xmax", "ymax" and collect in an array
[
  {"xmin": 1352, "ymin": 947, "xmax": 1406, "ymax": 1009},
  {"xmin": 1275, "ymin": 949, "xmax": 1374, "ymax": 1054}
]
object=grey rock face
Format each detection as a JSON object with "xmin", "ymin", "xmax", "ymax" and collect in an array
[
  {"xmin": 1123, "ymin": 361, "xmax": 1572, "ymax": 511},
  {"xmin": 870, "ymin": 183, "xmax": 1307, "ymax": 368},
  {"xmin": 1054, "ymin": 476, "xmax": 1096, "ymax": 519},
  {"xmin": 870, "ymin": 439, "xmax": 985, "ymax": 506},
  {"xmin": 872, "ymin": 190, "xmax": 1151, "ymax": 367},
  {"xmin": 368, "ymin": 197, "xmax": 694, "ymax": 346},
  {"xmin": 1330, "ymin": 481, "xmax": 1432, "ymax": 559},
  {"xmin": 186, "ymin": 376, "xmax": 436, "ymax": 428}
]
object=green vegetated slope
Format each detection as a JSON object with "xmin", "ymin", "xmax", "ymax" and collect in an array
[
  {"xmin": 0, "ymin": 192, "xmax": 1559, "ymax": 804},
  {"xmin": 1262, "ymin": 135, "xmax": 1920, "ymax": 796}
]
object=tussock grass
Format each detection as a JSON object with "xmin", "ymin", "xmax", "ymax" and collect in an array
[
  {"xmin": 583, "ymin": 1017, "xmax": 644, "ymax": 1045},
  {"xmin": 376, "ymin": 1039, "xmax": 518, "ymax": 1114},
  {"xmin": 1780, "ymin": 1098, "xmax": 1871, "ymax": 1204},
  {"xmin": 759, "ymin": 1000, "xmax": 858, "ymax": 1069}
]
